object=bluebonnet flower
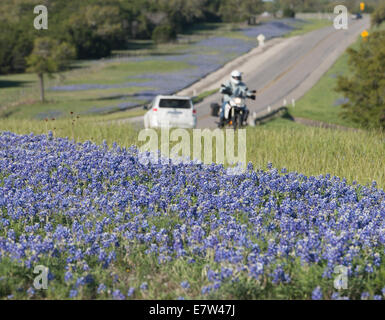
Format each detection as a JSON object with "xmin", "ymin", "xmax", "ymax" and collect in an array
[
  {"xmin": 331, "ymin": 292, "xmax": 340, "ymax": 300},
  {"xmin": 201, "ymin": 286, "xmax": 211, "ymax": 295},
  {"xmin": 361, "ymin": 292, "xmax": 370, "ymax": 300},
  {"xmin": 140, "ymin": 282, "xmax": 148, "ymax": 291},
  {"xmin": 127, "ymin": 287, "xmax": 135, "ymax": 297},
  {"xmin": 27, "ymin": 287, "xmax": 35, "ymax": 296},
  {"xmin": 112, "ymin": 290, "xmax": 125, "ymax": 300},
  {"xmin": 181, "ymin": 281, "xmax": 190, "ymax": 289},
  {"xmin": 97, "ymin": 284, "xmax": 107, "ymax": 294},
  {"xmin": 64, "ymin": 271, "xmax": 73, "ymax": 283},
  {"xmin": 69, "ymin": 290, "xmax": 78, "ymax": 298},
  {"xmin": 312, "ymin": 287, "xmax": 323, "ymax": 300}
]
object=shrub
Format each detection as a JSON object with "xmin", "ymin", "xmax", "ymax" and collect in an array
[
  {"xmin": 283, "ymin": 7, "xmax": 295, "ymax": 18},
  {"xmin": 371, "ymin": 2, "xmax": 385, "ymax": 27},
  {"xmin": 152, "ymin": 24, "xmax": 177, "ymax": 44}
]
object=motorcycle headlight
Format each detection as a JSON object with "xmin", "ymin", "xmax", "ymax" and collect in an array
[{"xmin": 234, "ymin": 98, "xmax": 242, "ymax": 105}]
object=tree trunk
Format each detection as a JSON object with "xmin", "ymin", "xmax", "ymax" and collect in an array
[{"xmin": 38, "ymin": 73, "xmax": 45, "ymax": 103}]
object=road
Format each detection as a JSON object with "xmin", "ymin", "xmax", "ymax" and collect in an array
[{"xmin": 195, "ymin": 16, "xmax": 370, "ymax": 128}]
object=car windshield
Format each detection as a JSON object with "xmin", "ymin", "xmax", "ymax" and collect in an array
[{"xmin": 159, "ymin": 99, "xmax": 191, "ymax": 109}]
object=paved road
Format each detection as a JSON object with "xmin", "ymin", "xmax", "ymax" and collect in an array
[{"xmin": 195, "ymin": 16, "xmax": 370, "ymax": 128}]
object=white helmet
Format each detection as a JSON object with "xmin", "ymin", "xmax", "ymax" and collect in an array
[{"xmin": 231, "ymin": 70, "xmax": 242, "ymax": 85}]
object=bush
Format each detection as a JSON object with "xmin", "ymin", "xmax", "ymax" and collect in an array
[
  {"xmin": 371, "ymin": 2, "xmax": 385, "ymax": 27},
  {"xmin": 0, "ymin": 22, "xmax": 33, "ymax": 74},
  {"xmin": 152, "ymin": 24, "xmax": 177, "ymax": 44},
  {"xmin": 283, "ymin": 7, "xmax": 295, "ymax": 18}
]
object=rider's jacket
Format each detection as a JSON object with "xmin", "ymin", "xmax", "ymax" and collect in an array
[{"xmin": 220, "ymin": 80, "xmax": 253, "ymax": 103}]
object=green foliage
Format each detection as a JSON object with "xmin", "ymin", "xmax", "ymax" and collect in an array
[
  {"xmin": 26, "ymin": 37, "xmax": 75, "ymax": 75},
  {"xmin": 0, "ymin": 116, "xmax": 385, "ymax": 189},
  {"xmin": 336, "ymin": 31, "xmax": 385, "ymax": 130},
  {"xmin": 218, "ymin": 0, "xmax": 264, "ymax": 23},
  {"xmin": 371, "ymin": 2, "xmax": 385, "ymax": 26},
  {"xmin": 152, "ymin": 24, "xmax": 177, "ymax": 44},
  {"xmin": 26, "ymin": 37, "xmax": 75, "ymax": 102},
  {"xmin": 0, "ymin": 0, "xmax": 381, "ymax": 76},
  {"xmin": 63, "ymin": 4, "xmax": 125, "ymax": 59},
  {"xmin": 0, "ymin": 22, "xmax": 34, "ymax": 74},
  {"xmin": 283, "ymin": 7, "xmax": 296, "ymax": 18}
]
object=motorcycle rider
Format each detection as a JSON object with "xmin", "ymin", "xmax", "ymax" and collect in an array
[{"xmin": 219, "ymin": 70, "xmax": 256, "ymax": 126}]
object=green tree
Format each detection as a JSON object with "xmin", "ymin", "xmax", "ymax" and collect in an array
[
  {"xmin": 0, "ymin": 21, "xmax": 34, "ymax": 74},
  {"xmin": 152, "ymin": 24, "xmax": 177, "ymax": 43},
  {"xmin": 65, "ymin": 5, "xmax": 124, "ymax": 59},
  {"xmin": 26, "ymin": 37, "xmax": 75, "ymax": 102},
  {"xmin": 219, "ymin": 0, "xmax": 264, "ymax": 22},
  {"xmin": 336, "ymin": 31, "xmax": 385, "ymax": 129},
  {"xmin": 371, "ymin": 2, "xmax": 385, "ymax": 26}
]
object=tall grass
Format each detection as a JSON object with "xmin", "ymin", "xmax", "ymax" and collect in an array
[{"xmin": 1, "ymin": 118, "xmax": 384, "ymax": 189}]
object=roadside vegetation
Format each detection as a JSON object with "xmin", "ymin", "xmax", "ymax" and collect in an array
[
  {"xmin": 2, "ymin": 1, "xmax": 385, "ymax": 302},
  {"xmin": 1, "ymin": 115, "xmax": 384, "ymax": 189},
  {"xmin": 284, "ymin": 18, "xmax": 331, "ymax": 37},
  {"xmin": 276, "ymin": 19, "xmax": 385, "ymax": 130},
  {"xmin": 0, "ymin": 18, "xmax": 328, "ymax": 120},
  {"xmin": 1, "ymin": 130, "xmax": 385, "ymax": 300}
]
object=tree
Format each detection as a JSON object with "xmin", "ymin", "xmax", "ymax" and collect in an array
[
  {"xmin": 26, "ymin": 37, "xmax": 75, "ymax": 102},
  {"xmin": 0, "ymin": 21, "xmax": 34, "ymax": 74},
  {"xmin": 336, "ymin": 31, "xmax": 385, "ymax": 129},
  {"xmin": 65, "ymin": 5, "xmax": 124, "ymax": 59},
  {"xmin": 152, "ymin": 24, "xmax": 177, "ymax": 43}
]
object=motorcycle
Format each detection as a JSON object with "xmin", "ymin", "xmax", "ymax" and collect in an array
[{"xmin": 211, "ymin": 85, "xmax": 256, "ymax": 129}]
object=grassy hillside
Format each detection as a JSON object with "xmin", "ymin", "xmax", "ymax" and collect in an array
[
  {"xmin": 1, "ymin": 129, "xmax": 385, "ymax": 300},
  {"xmin": 1, "ymin": 117, "xmax": 384, "ymax": 189}
]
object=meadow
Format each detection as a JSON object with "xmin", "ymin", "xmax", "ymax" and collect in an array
[
  {"xmin": 1, "ymin": 17, "xmax": 385, "ymax": 300},
  {"xmin": 1, "ymin": 131, "xmax": 385, "ymax": 300},
  {"xmin": 289, "ymin": 22, "xmax": 385, "ymax": 128},
  {"xmin": 1, "ymin": 116, "xmax": 384, "ymax": 189}
]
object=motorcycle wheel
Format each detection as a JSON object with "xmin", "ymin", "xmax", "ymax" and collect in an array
[
  {"xmin": 232, "ymin": 114, "xmax": 238, "ymax": 130},
  {"xmin": 238, "ymin": 113, "xmax": 244, "ymax": 128}
]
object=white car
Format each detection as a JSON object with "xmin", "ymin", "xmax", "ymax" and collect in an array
[{"xmin": 143, "ymin": 95, "xmax": 197, "ymax": 129}]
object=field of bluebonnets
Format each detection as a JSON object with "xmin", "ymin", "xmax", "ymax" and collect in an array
[{"xmin": 1, "ymin": 131, "xmax": 385, "ymax": 300}]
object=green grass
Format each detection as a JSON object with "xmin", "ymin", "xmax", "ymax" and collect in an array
[
  {"xmin": 192, "ymin": 89, "xmax": 219, "ymax": 104},
  {"xmin": 1, "ymin": 20, "xmax": 384, "ymax": 300},
  {"xmin": 1, "ymin": 118, "xmax": 385, "ymax": 299},
  {"xmin": 3, "ymin": 242, "xmax": 385, "ymax": 299},
  {"xmin": 284, "ymin": 19, "xmax": 332, "ymax": 38},
  {"xmin": 287, "ymin": 38, "xmax": 361, "ymax": 128},
  {"xmin": 0, "ymin": 59, "xmax": 190, "ymax": 120},
  {"xmin": 0, "ymin": 18, "xmax": 333, "ymax": 123},
  {"xmin": 1, "ymin": 118, "xmax": 384, "ymax": 189},
  {"xmin": 288, "ymin": 22, "xmax": 385, "ymax": 128}
]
